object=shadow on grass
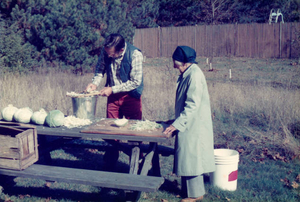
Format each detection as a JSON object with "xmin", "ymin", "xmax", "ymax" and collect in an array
[
  {"xmin": 159, "ymin": 178, "xmax": 181, "ymax": 195},
  {"xmin": 37, "ymin": 138, "xmax": 131, "ymax": 173},
  {"xmin": 47, "ymin": 148, "xmax": 129, "ymax": 173},
  {"xmin": 0, "ymin": 138, "xmax": 177, "ymax": 202},
  {"xmin": 1, "ymin": 175, "xmax": 126, "ymax": 202},
  {"xmin": 1, "ymin": 152, "xmax": 132, "ymax": 202}
]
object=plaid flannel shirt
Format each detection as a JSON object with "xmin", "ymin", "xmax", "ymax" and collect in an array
[{"xmin": 92, "ymin": 43, "xmax": 143, "ymax": 94}]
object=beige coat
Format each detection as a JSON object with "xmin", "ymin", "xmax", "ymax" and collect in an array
[{"xmin": 172, "ymin": 64, "xmax": 215, "ymax": 176}]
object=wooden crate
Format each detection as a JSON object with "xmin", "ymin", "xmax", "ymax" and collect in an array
[{"xmin": 0, "ymin": 123, "xmax": 38, "ymax": 170}]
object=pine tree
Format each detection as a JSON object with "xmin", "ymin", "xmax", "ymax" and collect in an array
[
  {"xmin": 1, "ymin": 0, "xmax": 137, "ymax": 72},
  {"xmin": 157, "ymin": 0, "xmax": 200, "ymax": 26},
  {"xmin": 103, "ymin": 0, "xmax": 135, "ymax": 43},
  {"xmin": 281, "ymin": 0, "xmax": 300, "ymax": 22},
  {"xmin": 236, "ymin": 0, "xmax": 278, "ymax": 23},
  {"xmin": 124, "ymin": 0, "xmax": 159, "ymax": 28},
  {"xmin": 0, "ymin": 19, "xmax": 37, "ymax": 73}
]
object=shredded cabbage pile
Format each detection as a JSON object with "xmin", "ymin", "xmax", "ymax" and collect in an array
[
  {"xmin": 66, "ymin": 91, "xmax": 100, "ymax": 97},
  {"xmin": 64, "ymin": 115, "xmax": 92, "ymax": 128},
  {"xmin": 129, "ymin": 120, "xmax": 162, "ymax": 131}
]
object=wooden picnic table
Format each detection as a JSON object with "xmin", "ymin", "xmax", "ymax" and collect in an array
[
  {"xmin": 36, "ymin": 118, "xmax": 172, "ymax": 176},
  {"xmin": 0, "ymin": 119, "xmax": 173, "ymax": 201}
]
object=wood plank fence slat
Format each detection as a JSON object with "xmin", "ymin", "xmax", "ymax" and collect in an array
[
  {"xmin": 134, "ymin": 23, "xmax": 300, "ymax": 59},
  {"xmin": 291, "ymin": 23, "xmax": 300, "ymax": 58},
  {"xmin": 280, "ymin": 23, "xmax": 290, "ymax": 58}
]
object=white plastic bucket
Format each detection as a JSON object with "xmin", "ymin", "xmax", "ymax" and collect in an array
[{"xmin": 210, "ymin": 149, "xmax": 239, "ymax": 191}]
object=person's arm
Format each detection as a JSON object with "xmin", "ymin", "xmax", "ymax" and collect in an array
[
  {"xmin": 163, "ymin": 125, "xmax": 177, "ymax": 136},
  {"xmin": 86, "ymin": 49, "xmax": 106, "ymax": 92},
  {"xmin": 111, "ymin": 50, "xmax": 143, "ymax": 93}
]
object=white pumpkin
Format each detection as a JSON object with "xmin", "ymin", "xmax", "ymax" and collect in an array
[
  {"xmin": 1, "ymin": 104, "xmax": 18, "ymax": 121},
  {"xmin": 31, "ymin": 108, "xmax": 48, "ymax": 125},
  {"xmin": 13, "ymin": 107, "xmax": 33, "ymax": 123}
]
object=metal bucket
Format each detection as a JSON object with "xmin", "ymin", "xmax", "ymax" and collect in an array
[{"xmin": 71, "ymin": 96, "xmax": 98, "ymax": 120}]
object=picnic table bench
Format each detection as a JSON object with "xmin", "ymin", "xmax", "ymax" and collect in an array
[
  {"xmin": 0, "ymin": 119, "xmax": 173, "ymax": 201},
  {"xmin": 0, "ymin": 164, "xmax": 164, "ymax": 193}
]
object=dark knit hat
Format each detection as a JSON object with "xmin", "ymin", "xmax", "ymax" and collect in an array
[{"xmin": 172, "ymin": 46, "xmax": 197, "ymax": 64}]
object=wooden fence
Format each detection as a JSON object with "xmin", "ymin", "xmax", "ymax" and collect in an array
[{"xmin": 133, "ymin": 23, "xmax": 300, "ymax": 59}]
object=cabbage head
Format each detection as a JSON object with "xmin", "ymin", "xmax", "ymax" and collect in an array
[
  {"xmin": 31, "ymin": 108, "xmax": 48, "ymax": 125},
  {"xmin": 45, "ymin": 110, "xmax": 65, "ymax": 127},
  {"xmin": 13, "ymin": 107, "xmax": 33, "ymax": 123},
  {"xmin": 1, "ymin": 104, "xmax": 18, "ymax": 121}
]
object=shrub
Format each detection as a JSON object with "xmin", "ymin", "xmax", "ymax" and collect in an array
[{"xmin": 0, "ymin": 21, "xmax": 37, "ymax": 73}]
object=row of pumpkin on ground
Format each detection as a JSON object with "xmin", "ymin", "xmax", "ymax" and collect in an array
[{"xmin": 1, "ymin": 104, "xmax": 64, "ymax": 127}]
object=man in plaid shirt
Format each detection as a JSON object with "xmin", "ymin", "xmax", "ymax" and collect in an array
[{"xmin": 86, "ymin": 33, "xmax": 144, "ymax": 169}]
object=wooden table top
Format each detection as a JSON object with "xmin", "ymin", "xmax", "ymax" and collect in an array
[
  {"xmin": 36, "ymin": 119, "xmax": 172, "ymax": 143},
  {"xmin": 0, "ymin": 119, "xmax": 173, "ymax": 143}
]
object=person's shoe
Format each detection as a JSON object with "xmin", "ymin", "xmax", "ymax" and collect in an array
[{"xmin": 181, "ymin": 195, "xmax": 204, "ymax": 202}]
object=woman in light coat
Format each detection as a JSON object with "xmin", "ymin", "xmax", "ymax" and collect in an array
[{"xmin": 164, "ymin": 46, "xmax": 215, "ymax": 202}]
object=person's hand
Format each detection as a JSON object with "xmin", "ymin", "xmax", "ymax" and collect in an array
[
  {"xmin": 163, "ymin": 125, "xmax": 177, "ymax": 136},
  {"xmin": 86, "ymin": 83, "xmax": 97, "ymax": 92},
  {"xmin": 99, "ymin": 87, "xmax": 113, "ymax": 97}
]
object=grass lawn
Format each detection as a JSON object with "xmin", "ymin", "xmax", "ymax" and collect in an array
[{"xmin": 1, "ymin": 141, "xmax": 299, "ymax": 202}]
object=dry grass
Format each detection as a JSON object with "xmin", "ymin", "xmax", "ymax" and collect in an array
[
  {"xmin": 0, "ymin": 71, "xmax": 107, "ymax": 118},
  {"xmin": 209, "ymin": 82, "xmax": 300, "ymax": 127},
  {"xmin": 0, "ymin": 57, "xmax": 300, "ymax": 157}
]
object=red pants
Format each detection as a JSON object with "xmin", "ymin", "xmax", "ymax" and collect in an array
[
  {"xmin": 104, "ymin": 92, "xmax": 142, "ymax": 170},
  {"xmin": 107, "ymin": 92, "xmax": 142, "ymax": 120}
]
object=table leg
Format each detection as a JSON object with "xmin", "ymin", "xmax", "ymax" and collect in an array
[
  {"xmin": 38, "ymin": 135, "xmax": 52, "ymax": 165},
  {"xmin": 126, "ymin": 143, "xmax": 161, "ymax": 201},
  {"xmin": 140, "ymin": 143, "xmax": 156, "ymax": 176},
  {"xmin": 152, "ymin": 145, "xmax": 161, "ymax": 177},
  {"xmin": 126, "ymin": 145, "xmax": 141, "ymax": 201},
  {"xmin": 129, "ymin": 146, "xmax": 140, "ymax": 175}
]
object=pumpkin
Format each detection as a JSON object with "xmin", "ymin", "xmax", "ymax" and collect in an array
[
  {"xmin": 1, "ymin": 104, "xmax": 18, "ymax": 121},
  {"xmin": 13, "ymin": 107, "xmax": 33, "ymax": 123},
  {"xmin": 31, "ymin": 108, "xmax": 48, "ymax": 125}
]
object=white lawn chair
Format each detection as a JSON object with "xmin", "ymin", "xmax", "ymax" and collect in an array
[{"xmin": 269, "ymin": 9, "xmax": 284, "ymax": 24}]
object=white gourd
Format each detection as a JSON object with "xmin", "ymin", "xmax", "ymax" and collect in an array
[
  {"xmin": 13, "ymin": 107, "xmax": 33, "ymax": 123},
  {"xmin": 31, "ymin": 108, "xmax": 48, "ymax": 125},
  {"xmin": 1, "ymin": 104, "xmax": 18, "ymax": 121}
]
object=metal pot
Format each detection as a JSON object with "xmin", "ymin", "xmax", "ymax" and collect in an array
[{"xmin": 71, "ymin": 96, "xmax": 98, "ymax": 120}]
